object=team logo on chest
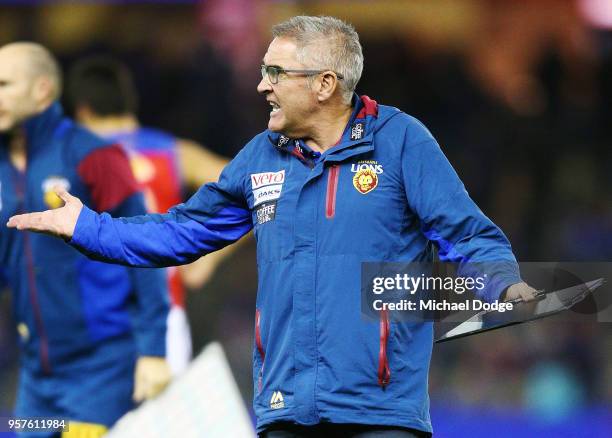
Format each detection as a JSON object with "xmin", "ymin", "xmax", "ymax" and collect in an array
[
  {"xmin": 351, "ymin": 160, "xmax": 383, "ymax": 194},
  {"xmin": 42, "ymin": 176, "xmax": 71, "ymax": 209}
]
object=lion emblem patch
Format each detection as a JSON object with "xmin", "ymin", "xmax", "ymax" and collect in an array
[{"xmin": 352, "ymin": 169, "xmax": 378, "ymax": 194}]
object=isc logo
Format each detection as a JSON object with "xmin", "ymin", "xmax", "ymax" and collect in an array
[{"xmin": 270, "ymin": 391, "xmax": 285, "ymax": 409}]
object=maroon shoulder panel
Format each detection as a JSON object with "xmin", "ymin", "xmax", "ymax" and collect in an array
[{"xmin": 77, "ymin": 144, "xmax": 140, "ymax": 212}]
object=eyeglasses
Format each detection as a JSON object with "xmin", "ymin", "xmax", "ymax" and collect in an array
[{"xmin": 260, "ymin": 64, "xmax": 344, "ymax": 85}]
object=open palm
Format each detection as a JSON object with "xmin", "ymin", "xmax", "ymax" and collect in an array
[{"xmin": 7, "ymin": 188, "xmax": 83, "ymax": 239}]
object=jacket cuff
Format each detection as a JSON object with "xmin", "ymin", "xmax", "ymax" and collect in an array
[
  {"xmin": 136, "ymin": 330, "xmax": 167, "ymax": 357},
  {"xmin": 69, "ymin": 205, "xmax": 98, "ymax": 252}
]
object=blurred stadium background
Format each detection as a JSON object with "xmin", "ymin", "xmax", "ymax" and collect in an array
[{"xmin": 0, "ymin": 1, "xmax": 611, "ymax": 436}]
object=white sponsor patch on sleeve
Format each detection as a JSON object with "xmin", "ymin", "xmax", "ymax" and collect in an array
[
  {"xmin": 251, "ymin": 170, "xmax": 285, "ymax": 189},
  {"xmin": 251, "ymin": 170, "xmax": 285, "ymax": 206}
]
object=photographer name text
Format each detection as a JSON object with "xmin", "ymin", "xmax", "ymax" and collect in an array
[{"xmin": 372, "ymin": 299, "xmax": 514, "ymax": 312}]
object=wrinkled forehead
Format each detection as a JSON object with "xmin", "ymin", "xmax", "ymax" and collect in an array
[{"xmin": 262, "ymin": 37, "xmax": 301, "ymax": 67}]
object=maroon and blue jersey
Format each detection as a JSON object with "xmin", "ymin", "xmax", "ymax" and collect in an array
[
  {"xmin": 104, "ymin": 128, "xmax": 186, "ymax": 307},
  {"xmin": 0, "ymin": 103, "xmax": 169, "ymax": 376}
]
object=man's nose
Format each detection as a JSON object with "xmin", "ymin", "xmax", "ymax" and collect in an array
[{"xmin": 257, "ymin": 76, "xmax": 272, "ymax": 95}]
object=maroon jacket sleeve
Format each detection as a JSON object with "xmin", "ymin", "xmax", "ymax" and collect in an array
[{"xmin": 77, "ymin": 144, "xmax": 141, "ymax": 212}]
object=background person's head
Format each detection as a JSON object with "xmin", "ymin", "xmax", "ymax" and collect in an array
[
  {"xmin": 257, "ymin": 16, "xmax": 363, "ymax": 136},
  {"xmin": 66, "ymin": 55, "xmax": 138, "ymax": 124},
  {"xmin": 0, "ymin": 42, "xmax": 62, "ymax": 133}
]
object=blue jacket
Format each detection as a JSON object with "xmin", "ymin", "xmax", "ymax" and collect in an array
[
  {"xmin": 0, "ymin": 103, "xmax": 168, "ymax": 375},
  {"xmin": 70, "ymin": 95, "xmax": 520, "ymax": 433}
]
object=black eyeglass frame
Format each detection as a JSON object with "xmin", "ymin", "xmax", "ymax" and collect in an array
[{"xmin": 261, "ymin": 64, "xmax": 344, "ymax": 84}]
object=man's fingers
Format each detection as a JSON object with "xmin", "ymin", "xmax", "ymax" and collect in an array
[
  {"xmin": 133, "ymin": 388, "xmax": 144, "ymax": 402},
  {"xmin": 55, "ymin": 187, "xmax": 73, "ymax": 204},
  {"xmin": 133, "ymin": 357, "xmax": 171, "ymax": 402},
  {"xmin": 6, "ymin": 213, "xmax": 25, "ymax": 228},
  {"xmin": 504, "ymin": 282, "xmax": 540, "ymax": 302},
  {"xmin": 6, "ymin": 215, "xmax": 19, "ymax": 228},
  {"xmin": 7, "ymin": 212, "xmax": 41, "ymax": 230},
  {"xmin": 520, "ymin": 285, "xmax": 538, "ymax": 302},
  {"xmin": 7, "ymin": 192, "xmax": 81, "ymax": 238},
  {"xmin": 8, "ymin": 211, "xmax": 64, "ymax": 237},
  {"xmin": 133, "ymin": 375, "xmax": 146, "ymax": 402},
  {"xmin": 133, "ymin": 374, "xmax": 168, "ymax": 401},
  {"xmin": 148, "ymin": 376, "xmax": 170, "ymax": 399}
]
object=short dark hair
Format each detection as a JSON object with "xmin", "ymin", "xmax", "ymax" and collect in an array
[{"xmin": 66, "ymin": 56, "xmax": 138, "ymax": 116}]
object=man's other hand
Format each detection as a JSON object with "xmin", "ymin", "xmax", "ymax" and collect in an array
[
  {"xmin": 503, "ymin": 282, "xmax": 539, "ymax": 302},
  {"xmin": 133, "ymin": 356, "xmax": 172, "ymax": 402},
  {"xmin": 6, "ymin": 187, "xmax": 82, "ymax": 238}
]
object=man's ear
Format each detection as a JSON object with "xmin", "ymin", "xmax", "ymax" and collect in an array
[
  {"xmin": 315, "ymin": 71, "xmax": 340, "ymax": 103},
  {"xmin": 32, "ymin": 76, "xmax": 55, "ymax": 108}
]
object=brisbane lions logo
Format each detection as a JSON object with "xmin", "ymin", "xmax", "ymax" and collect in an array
[
  {"xmin": 352, "ymin": 169, "xmax": 378, "ymax": 194},
  {"xmin": 351, "ymin": 160, "xmax": 382, "ymax": 194}
]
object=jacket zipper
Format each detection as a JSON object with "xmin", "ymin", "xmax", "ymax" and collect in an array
[
  {"xmin": 24, "ymin": 233, "xmax": 52, "ymax": 374},
  {"xmin": 378, "ymin": 309, "xmax": 390, "ymax": 387},
  {"xmin": 325, "ymin": 165, "xmax": 340, "ymax": 219},
  {"xmin": 255, "ymin": 309, "xmax": 265, "ymax": 393},
  {"xmin": 11, "ymin": 165, "xmax": 52, "ymax": 374}
]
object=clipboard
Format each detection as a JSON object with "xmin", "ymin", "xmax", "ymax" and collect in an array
[{"xmin": 435, "ymin": 278, "xmax": 606, "ymax": 343}]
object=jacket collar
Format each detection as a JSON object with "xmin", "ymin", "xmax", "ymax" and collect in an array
[
  {"xmin": 268, "ymin": 94, "xmax": 379, "ymax": 165},
  {"xmin": 1, "ymin": 102, "xmax": 71, "ymax": 156},
  {"xmin": 336, "ymin": 93, "xmax": 378, "ymax": 145}
]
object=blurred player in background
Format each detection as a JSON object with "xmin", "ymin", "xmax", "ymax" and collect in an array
[
  {"xmin": 66, "ymin": 56, "xmax": 232, "ymax": 375},
  {"xmin": 0, "ymin": 43, "xmax": 170, "ymax": 437}
]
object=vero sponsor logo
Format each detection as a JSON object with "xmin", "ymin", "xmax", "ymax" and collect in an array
[{"xmin": 251, "ymin": 170, "xmax": 285, "ymax": 189}]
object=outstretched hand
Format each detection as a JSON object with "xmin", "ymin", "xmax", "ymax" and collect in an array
[{"xmin": 6, "ymin": 188, "xmax": 83, "ymax": 239}]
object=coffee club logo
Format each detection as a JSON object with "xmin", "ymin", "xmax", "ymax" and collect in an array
[{"xmin": 351, "ymin": 160, "xmax": 382, "ymax": 194}]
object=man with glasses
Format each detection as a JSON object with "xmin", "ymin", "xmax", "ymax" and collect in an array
[
  {"xmin": 8, "ymin": 16, "xmax": 537, "ymax": 437},
  {"xmin": 260, "ymin": 65, "xmax": 344, "ymax": 84}
]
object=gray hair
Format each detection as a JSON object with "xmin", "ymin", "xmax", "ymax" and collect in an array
[{"xmin": 272, "ymin": 16, "xmax": 363, "ymax": 104}]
